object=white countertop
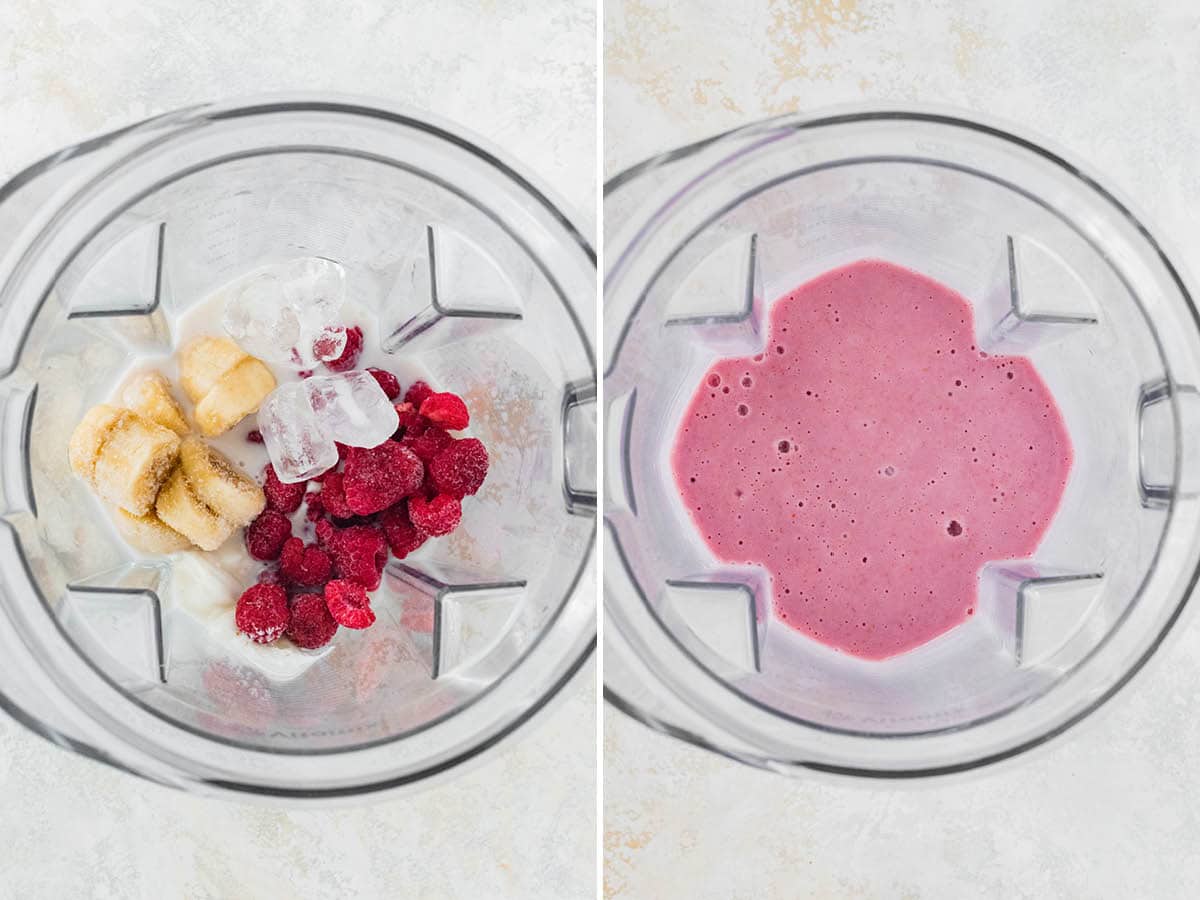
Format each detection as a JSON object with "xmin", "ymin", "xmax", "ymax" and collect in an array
[
  {"xmin": 0, "ymin": 2, "xmax": 595, "ymax": 898},
  {"xmin": 605, "ymin": 2, "xmax": 1200, "ymax": 898}
]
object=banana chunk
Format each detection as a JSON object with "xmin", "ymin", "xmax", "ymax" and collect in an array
[
  {"xmin": 178, "ymin": 437, "xmax": 265, "ymax": 525},
  {"xmin": 68, "ymin": 404, "xmax": 125, "ymax": 484},
  {"xmin": 179, "ymin": 336, "xmax": 250, "ymax": 403},
  {"xmin": 193, "ymin": 357, "xmax": 275, "ymax": 437},
  {"xmin": 155, "ymin": 466, "xmax": 236, "ymax": 552},
  {"xmin": 122, "ymin": 371, "xmax": 189, "ymax": 436},
  {"xmin": 91, "ymin": 411, "xmax": 181, "ymax": 515},
  {"xmin": 179, "ymin": 335, "xmax": 276, "ymax": 437},
  {"xmin": 113, "ymin": 507, "xmax": 192, "ymax": 553}
]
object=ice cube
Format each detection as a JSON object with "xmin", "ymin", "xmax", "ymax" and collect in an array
[
  {"xmin": 306, "ymin": 371, "xmax": 399, "ymax": 449},
  {"xmin": 222, "ymin": 257, "xmax": 347, "ymax": 369},
  {"xmin": 311, "ymin": 326, "xmax": 348, "ymax": 363},
  {"xmin": 223, "ymin": 273, "xmax": 302, "ymax": 364},
  {"xmin": 258, "ymin": 382, "xmax": 339, "ymax": 483}
]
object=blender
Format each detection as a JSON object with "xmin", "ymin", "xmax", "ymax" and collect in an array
[
  {"xmin": 604, "ymin": 109, "xmax": 1200, "ymax": 776},
  {"xmin": 0, "ymin": 97, "xmax": 596, "ymax": 800}
]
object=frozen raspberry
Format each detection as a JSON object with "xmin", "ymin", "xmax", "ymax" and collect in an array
[
  {"xmin": 380, "ymin": 501, "xmax": 428, "ymax": 558},
  {"xmin": 343, "ymin": 441, "xmax": 424, "ymax": 515},
  {"xmin": 305, "ymin": 492, "xmax": 324, "ymax": 521},
  {"xmin": 235, "ymin": 583, "xmax": 290, "ymax": 643},
  {"xmin": 419, "ymin": 392, "xmax": 470, "ymax": 430},
  {"xmin": 245, "ymin": 509, "xmax": 292, "ymax": 561},
  {"xmin": 279, "ymin": 537, "xmax": 333, "ymax": 587},
  {"xmin": 247, "ymin": 429, "xmax": 264, "ymax": 444},
  {"xmin": 286, "ymin": 592, "xmax": 338, "ymax": 648},
  {"xmin": 403, "ymin": 425, "xmax": 452, "ymax": 462},
  {"xmin": 367, "ymin": 367, "xmax": 402, "ymax": 400},
  {"xmin": 263, "ymin": 464, "xmax": 306, "ymax": 513},
  {"xmin": 315, "ymin": 517, "xmax": 335, "ymax": 546},
  {"xmin": 404, "ymin": 380, "xmax": 435, "ymax": 408},
  {"xmin": 319, "ymin": 472, "xmax": 355, "ymax": 519},
  {"xmin": 324, "ymin": 579, "xmax": 376, "ymax": 629},
  {"xmin": 327, "ymin": 525, "xmax": 388, "ymax": 590},
  {"xmin": 324, "ymin": 325, "xmax": 364, "ymax": 372},
  {"xmin": 393, "ymin": 402, "xmax": 428, "ymax": 440},
  {"xmin": 408, "ymin": 493, "xmax": 461, "ymax": 536},
  {"xmin": 429, "ymin": 438, "xmax": 489, "ymax": 498}
]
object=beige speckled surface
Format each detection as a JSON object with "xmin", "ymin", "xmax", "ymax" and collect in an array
[
  {"xmin": 0, "ymin": 2, "xmax": 595, "ymax": 898},
  {"xmin": 604, "ymin": 2, "xmax": 1200, "ymax": 898}
]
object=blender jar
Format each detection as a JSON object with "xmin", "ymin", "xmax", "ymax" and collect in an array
[
  {"xmin": 0, "ymin": 98, "xmax": 596, "ymax": 800},
  {"xmin": 604, "ymin": 110, "xmax": 1200, "ymax": 776}
]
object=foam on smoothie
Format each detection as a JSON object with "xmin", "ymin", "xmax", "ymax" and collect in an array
[{"xmin": 671, "ymin": 260, "xmax": 1072, "ymax": 660}]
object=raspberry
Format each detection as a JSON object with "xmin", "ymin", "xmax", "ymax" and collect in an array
[
  {"xmin": 324, "ymin": 579, "xmax": 376, "ymax": 629},
  {"xmin": 419, "ymin": 392, "xmax": 470, "ymax": 430},
  {"xmin": 367, "ymin": 367, "xmax": 402, "ymax": 399},
  {"xmin": 327, "ymin": 524, "xmax": 388, "ymax": 590},
  {"xmin": 286, "ymin": 592, "xmax": 338, "ymax": 648},
  {"xmin": 429, "ymin": 438, "xmax": 489, "ymax": 497},
  {"xmin": 247, "ymin": 429, "xmax": 264, "ymax": 444},
  {"xmin": 343, "ymin": 441, "xmax": 424, "ymax": 515},
  {"xmin": 380, "ymin": 501, "xmax": 428, "ymax": 558},
  {"xmin": 408, "ymin": 493, "xmax": 462, "ymax": 536},
  {"xmin": 305, "ymin": 492, "xmax": 324, "ymax": 521},
  {"xmin": 263, "ymin": 464, "xmax": 306, "ymax": 513},
  {"xmin": 393, "ymin": 403, "xmax": 427, "ymax": 441},
  {"xmin": 235, "ymin": 583, "xmax": 290, "ymax": 643},
  {"xmin": 403, "ymin": 425, "xmax": 452, "ymax": 462},
  {"xmin": 245, "ymin": 509, "xmax": 292, "ymax": 561},
  {"xmin": 315, "ymin": 517, "xmax": 335, "ymax": 546},
  {"xmin": 319, "ymin": 472, "xmax": 355, "ymax": 519},
  {"xmin": 324, "ymin": 325, "xmax": 364, "ymax": 372},
  {"xmin": 404, "ymin": 380, "xmax": 435, "ymax": 408},
  {"xmin": 279, "ymin": 537, "xmax": 333, "ymax": 587}
]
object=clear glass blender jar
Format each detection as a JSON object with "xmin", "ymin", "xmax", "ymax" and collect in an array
[
  {"xmin": 604, "ymin": 109, "xmax": 1200, "ymax": 777},
  {"xmin": 0, "ymin": 98, "xmax": 596, "ymax": 800}
]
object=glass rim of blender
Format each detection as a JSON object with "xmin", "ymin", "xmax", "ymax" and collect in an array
[
  {"xmin": 602, "ymin": 107, "xmax": 1200, "ymax": 776},
  {"xmin": 0, "ymin": 97, "xmax": 597, "ymax": 792}
]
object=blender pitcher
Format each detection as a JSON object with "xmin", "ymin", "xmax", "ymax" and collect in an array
[
  {"xmin": 604, "ymin": 109, "xmax": 1200, "ymax": 777},
  {"xmin": 0, "ymin": 98, "xmax": 596, "ymax": 800}
]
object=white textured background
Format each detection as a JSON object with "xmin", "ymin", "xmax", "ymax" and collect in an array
[
  {"xmin": 0, "ymin": 2, "xmax": 595, "ymax": 899},
  {"xmin": 605, "ymin": 2, "xmax": 1200, "ymax": 898}
]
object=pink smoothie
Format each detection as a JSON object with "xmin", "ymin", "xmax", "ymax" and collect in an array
[{"xmin": 671, "ymin": 260, "xmax": 1072, "ymax": 660}]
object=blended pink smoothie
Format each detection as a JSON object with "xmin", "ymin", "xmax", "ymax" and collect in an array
[{"xmin": 671, "ymin": 260, "xmax": 1072, "ymax": 660}]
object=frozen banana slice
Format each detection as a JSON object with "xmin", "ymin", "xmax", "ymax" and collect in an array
[
  {"xmin": 178, "ymin": 437, "xmax": 265, "ymax": 526},
  {"xmin": 179, "ymin": 335, "xmax": 248, "ymax": 403},
  {"xmin": 92, "ymin": 411, "xmax": 181, "ymax": 516},
  {"xmin": 113, "ymin": 507, "xmax": 192, "ymax": 554},
  {"xmin": 155, "ymin": 466, "xmax": 235, "ymax": 552},
  {"xmin": 193, "ymin": 357, "xmax": 276, "ymax": 437},
  {"xmin": 122, "ymin": 371, "xmax": 190, "ymax": 436},
  {"xmin": 68, "ymin": 404, "xmax": 125, "ymax": 485}
]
